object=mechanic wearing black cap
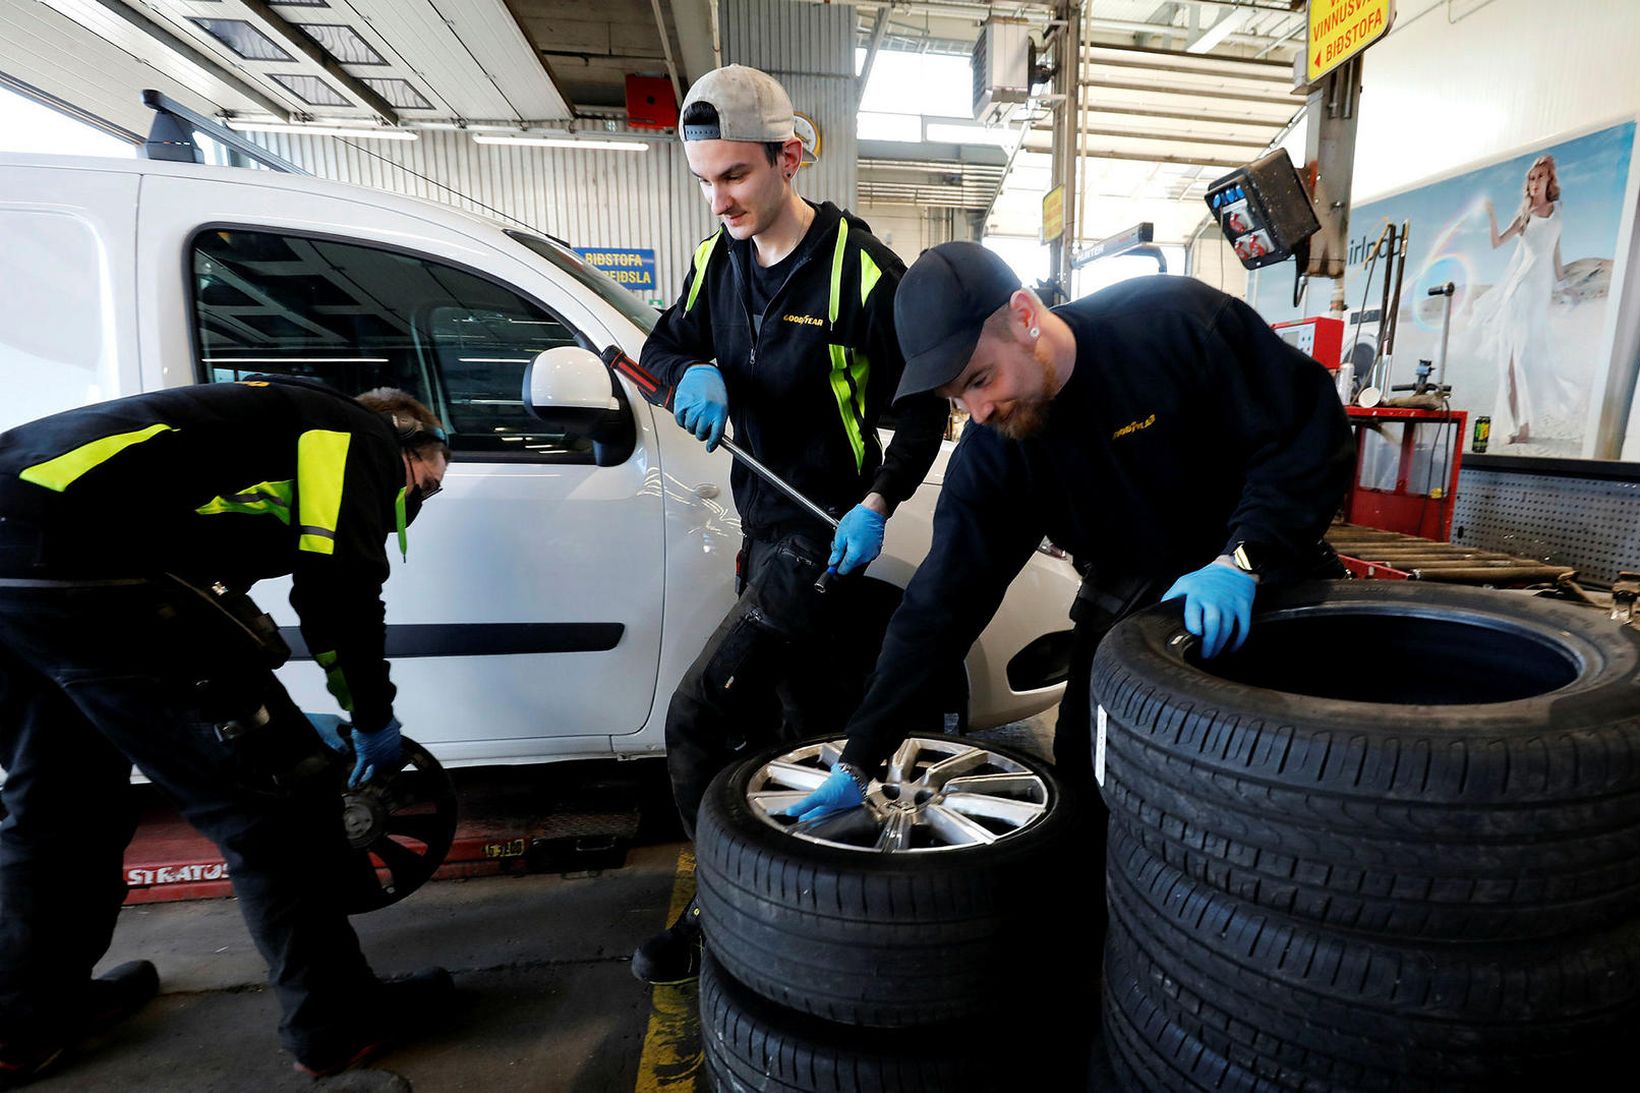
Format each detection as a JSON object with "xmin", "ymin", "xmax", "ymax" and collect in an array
[
  {"xmin": 785, "ymin": 241, "xmax": 1353, "ymax": 823},
  {"xmin": 627, "ymin": 64, "xmax": 949, "ymax": 984}
]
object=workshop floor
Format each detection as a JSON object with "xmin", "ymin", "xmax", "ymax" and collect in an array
[{"xmin": 30, "ymin": 719, "xmax": 1061, "ymax": 1093}]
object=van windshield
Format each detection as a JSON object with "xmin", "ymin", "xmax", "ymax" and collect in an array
[{"xmin": 506, "ymin": 231, "xmax": 659, "ymax": 335}]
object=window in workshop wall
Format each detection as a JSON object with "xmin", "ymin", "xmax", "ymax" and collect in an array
[
  {"xmin": 0, "ymin": 85, "xmax": 133, "ymax": 158},
  {"xmin": 188, "ymin": 228, "xmax": 597, "ymax": 462}
]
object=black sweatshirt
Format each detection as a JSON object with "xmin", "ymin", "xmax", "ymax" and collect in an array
[
  {"xmin": 0, "ymin": 379, "xmax": 404, "ymax": 733},
  {"xmin": 639, "ymin": 200, "xmax": 947, "ymax": 537},
  {"xmin": 839, "ymin": 276, "xmax": 1354, "ymax": 768}
]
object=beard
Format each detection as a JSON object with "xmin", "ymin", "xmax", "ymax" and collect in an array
[{"xmin": 992, "ymin": 339, "xmax": 1058, "ymax": 440}]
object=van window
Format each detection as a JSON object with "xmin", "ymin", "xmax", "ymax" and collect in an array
[{"xmin": 190, "ymin": 228, "xmax": 603, "ymax": 461}]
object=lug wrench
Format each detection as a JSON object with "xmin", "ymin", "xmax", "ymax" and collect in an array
[{"xmin": 602, "ymin": 347, "xmax": 842, "ymax": 592}]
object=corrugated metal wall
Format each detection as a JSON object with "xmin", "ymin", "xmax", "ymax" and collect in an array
[
  {"xmin": 237, "ymin": 2, "xmax": 861, "ymax": 304},
  {"xmin": 246, "ymin": 128, "xmax": 714, "ymax": 302},
  {"xmin": 719, "ymin": 0, "xmax": 859, "ymax": 212}
]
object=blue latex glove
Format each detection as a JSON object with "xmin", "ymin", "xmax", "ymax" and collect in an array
[
  {"xmin": 828, "ymin": 504, "xmax": 886, "ymax": 575},
  {"xmin": 1161, "ymin": 560, "xmax": 1257, "ymax": 659},
  {"xmin": 673, "ymin": 365, "xmax": 729, "ymax": 452},
  {"xmin": 348, "ymin": 717, "xmax": 402, "ymax": 788},
  {"xmin": 782, "ymin": 767, "xmax": 865, "ymax": 824},
  {"xmin": 305, "ymin": 712, "xmax": 347, "ymax": 752}
]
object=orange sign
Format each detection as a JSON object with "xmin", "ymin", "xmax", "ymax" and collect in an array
[{"xmin": 1307, "ymin": 0, "xmax": 1395, "ymax": 84}]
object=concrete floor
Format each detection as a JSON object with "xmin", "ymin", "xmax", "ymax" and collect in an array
[{"xmin": 31, "ymin": 719, "xmax": 1059, "ymax": 1093}]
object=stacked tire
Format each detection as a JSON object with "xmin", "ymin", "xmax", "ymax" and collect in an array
[
  {"xmin": 1092, "ymin": 581, "xmax": 1640, "ymax": 1091},
  {"xmin": 693, "ymin": 735, "xmax": 1092, "ymax": 1091}
]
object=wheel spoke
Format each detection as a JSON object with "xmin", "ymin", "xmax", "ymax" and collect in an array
[
  {"xmin": 921, "ymin": 748, "xmax": 989, "ymax": 788},
  {"xmin": 923, "ymin": 804, "xmax": 998, "ymax": 847},
  {"xmin": 371, "ymin": 834, "xmax": 432, "ymax": 891},
  {"xmin": 942, "ymin": 773, "xmax": 1041, "ymax": 797},
  {"xmin": 748, "ymin": 789, "xmax": 811, "ymax": 813},
  {"xmin": 886, "ymin": 738, "xmax": 921, "ymax": 784},
  {"xmin": 386, "ymin": 812, "xmax": 450, "ymax": 849},
  {"xmin": 940, "ymin": 792, "xmax": 1046, "ymax": 828},
  {"xmin": 817, "ymin": 741, "xmax": 844, "ymax": 768},
  {"xmin": 762, "ymin": 761, "xmax": 828, "ymax": 792},
  {"xmin": 874, "ymin": 809, "xmax": 917, "ymax": 852}
]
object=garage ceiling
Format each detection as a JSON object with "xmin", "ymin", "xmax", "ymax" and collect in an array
[
  {"xmin": 852, "ymin": 0, "xmax": 1308, "ymax": 241},
  {"xmin": 1, "ymin": 0, "xmax": 711, "ymax": 138}
]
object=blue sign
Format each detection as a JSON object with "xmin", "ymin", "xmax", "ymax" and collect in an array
[{"xmin": 574, "ymin": 247, "xmax": 658, "ymax": 295}]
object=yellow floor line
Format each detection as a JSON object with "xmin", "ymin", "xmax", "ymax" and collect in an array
[{"xmin": 633, "ymin": 846, "xmax": 703, "ymax": 1092}]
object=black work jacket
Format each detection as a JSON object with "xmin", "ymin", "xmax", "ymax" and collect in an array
[
  {"xmin": 840, "ymin": 276, "xmax": 1356, "ymax": 768},
  {"xmin": 0, "ymin": 378, "xmax": 405, "ymax": 732},
  {"xmin": 638, "ymin": 200, "xmax": 947, "ymax": 538}
]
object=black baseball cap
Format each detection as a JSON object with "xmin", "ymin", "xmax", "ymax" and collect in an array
[{"xmin": 893, "ymin": 241, "xmax": 1022, "ymax": 403}]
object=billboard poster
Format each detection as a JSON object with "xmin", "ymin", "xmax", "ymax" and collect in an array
[{"xmin": 1252, "ymin": 120, "xmax": 1640, "ymax": 460}]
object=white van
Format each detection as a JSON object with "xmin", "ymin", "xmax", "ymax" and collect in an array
[{"xmin": 0, "ymin": 151, "xmax": 1079, "ymax": 766}]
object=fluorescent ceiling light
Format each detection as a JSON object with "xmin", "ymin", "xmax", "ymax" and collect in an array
[
  {"xmin": 225, "ymin": 121, "xmax": 417, "ymax": 141},
  {"xmin": 925, "ymin": 123, "xmax": 1014, "ymax": 146},
  {"xmin": 473, "ymin": 134, "xmax": 647, "ymax": 152}
]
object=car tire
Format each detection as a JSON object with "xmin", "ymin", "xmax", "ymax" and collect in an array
[
  {"xmin": 694, "ymin": 734, "xmax": 1085, "ymax": 1029},
  {"xmin": 1092, "ymin": 581, "xmax": 1640, "ymax": 941},
  {"xmin": 1104, "ymin": 827, "xmax": 1639, "ymax": 1088},
  {"xmin": 699, "ymin": 952, "xmax": 1074, "ymax": 1092}
]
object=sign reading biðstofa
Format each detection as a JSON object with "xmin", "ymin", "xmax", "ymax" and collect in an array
[
  {"xmin": 1307, "ymin": 0, "xmax": 1394, "ymax": 85},
  {"xmin": 574, "ymin": 247, "xmax": 658, "ymax": 295}
]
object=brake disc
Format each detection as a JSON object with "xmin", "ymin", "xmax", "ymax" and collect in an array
[{"xmin": 338, "ymin": 735, "xmax": 458, "ymax": 913}]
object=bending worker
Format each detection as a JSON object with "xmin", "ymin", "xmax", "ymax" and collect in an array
[
  {"xmin": 786, "ymin": 241, "xmax": 1353, "ymax": 826},
  {"xmin": 626, "ymin": 64, "xmax": 948, "ymax": 984},
  {"xmin": 0, "ymin": 378, "xmax": 453, "ymax": 1083}
]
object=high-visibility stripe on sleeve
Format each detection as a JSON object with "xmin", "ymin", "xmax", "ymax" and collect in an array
[
  {"xmin": 196, "ymin": 479, "xmax": 294, "ymax": 523},
  {"xmin": 828, "ymin": 218, "xmax": 850, "ymax": 326},
  {"xmin": 685, "ymin": 229, "xmax": 722, "ymax": 314},
  {"xmin": 827, "ymin": 345, "xmax": 867, "ymax": 473},
  {"xmin": 860, "ymin": 249, "xmax": 884, "ymax": 308},
  {"xmin": 297, "ymin": 430, "xmax": 351, "ymax": 556},
  {"xmin": 18, "ymin": 423, "xmax": 176, "ymax": 493},
  {"xmin": 315, "ymin": 649, "xmax": 354, "ymax": 711}
]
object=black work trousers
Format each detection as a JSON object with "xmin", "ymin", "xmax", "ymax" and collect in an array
[
  {"xmin": 0, "ymin": 576, "xmax": 379, "ymax": 1064},
  {"xmin": 664, "ymin": 533, "xmax": 896, "ymax": 839}
]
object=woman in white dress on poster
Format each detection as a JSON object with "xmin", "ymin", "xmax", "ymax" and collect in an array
[{"xmin": 1481, "ymin": 155, "xmax": 1568, "ymax": 445}]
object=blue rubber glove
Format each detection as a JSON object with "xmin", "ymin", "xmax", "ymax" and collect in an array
[
  {"xmin": 828, "ymin": 504, "xmax": 886, "ymax": 575},
  {"xmin": 673, "ymin": 364, "xmax": 729, "ymax": 452},
  {"xmin": 782, "ymin": 767, "xmax": 866, "ymax": 824},
  {"xmin": 1161, "ymin": 560, "xmax": 1257, "ymax": 659},
  {"xmin": 348, "ymin": 717, "xmax": 402, "ymax": 788}
]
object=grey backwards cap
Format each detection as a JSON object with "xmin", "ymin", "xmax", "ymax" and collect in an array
[{"xmin": 680, "ymin": 65, "xmax": 796, "ymax": 143}]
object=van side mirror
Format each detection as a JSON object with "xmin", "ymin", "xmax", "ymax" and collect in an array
[{"xmin": 521, "ymin": 346, "xmax": 636, "ymax": 467}]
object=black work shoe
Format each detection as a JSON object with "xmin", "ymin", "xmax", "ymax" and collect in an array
[
  {"xmin": 293, "ymin": 967, "xmax": 456, "ymax": 1079},
  {"xmin": 85, "ymin": 961, "xmax": 160, "ymax": 1034},
  {"xmin": 0, "ymin": 960, "xmax": 160, "ymax": 1089},
  {"xmin": 631, "ymin": 896, "xmax": 703, "ymax": 984}
]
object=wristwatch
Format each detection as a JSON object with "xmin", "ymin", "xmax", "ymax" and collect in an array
[{"xmin": 1231, "ymin": 541, "xmax": 1272, "ymax": 578}]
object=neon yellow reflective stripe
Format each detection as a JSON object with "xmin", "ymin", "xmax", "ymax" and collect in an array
[
  {"xmin": 196, "ymin": 479, "xmax": 293, "ymax": 524},
  {"xmin": 860, "ymin": 249, "xmax": 884, "ymax": 308},
  {"xmin": 297, "ymin": 430, "xmax": 350, "ymax": 556},
  {"xmin": 827, "ymin": 344, "xmax": 866, "ymax": 473},
  {"xmin": 395, "ymin": 486, "xmax": 408, "ymax": 561},
  {"xmin": 828, "ymin": 218, "xmax": 850, "ymax": 326},
  {"xmin": 18, "ymin": 424, "xmax": 176, "ymax": 493},
  {"xmin": 315, "ymin": 650, "xmax": 354, "ymax": 711},
  {"xmin": 684, "ymin": 229, "xmax": 722, "ymax": 314}
]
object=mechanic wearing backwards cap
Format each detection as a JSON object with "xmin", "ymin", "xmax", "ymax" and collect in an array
[
  {"xmin": 786, "ymin": 243, "xmax": 1354, "ymax": 824},
  {"xmin": 629, "ymin": 65, "xmax": 948, "ymax": 983}
]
